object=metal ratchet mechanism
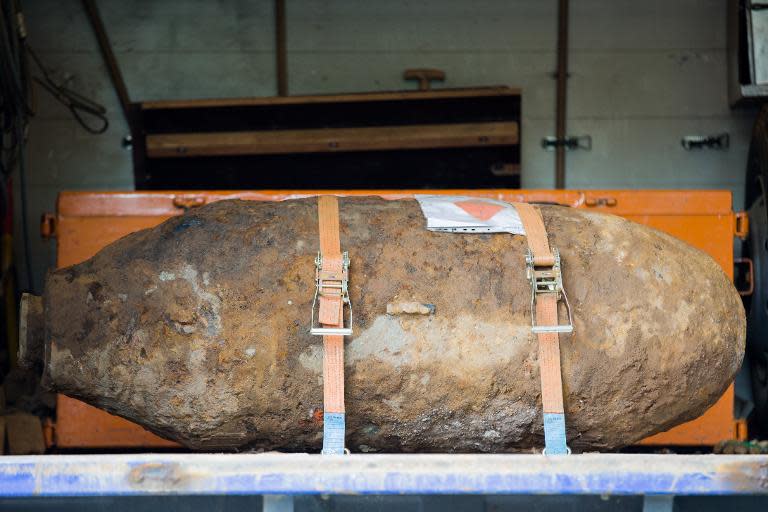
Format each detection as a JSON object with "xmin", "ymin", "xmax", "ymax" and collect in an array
[
  {"xmin": 526, "ymin": 247, "xmax": 574, "ymax": 334},
  {"xmin": 310, "ymin": 251, "xmax": 353, "ymax": 336}
]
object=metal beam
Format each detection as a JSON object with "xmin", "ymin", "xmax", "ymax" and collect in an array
[
  {"xmin": 275, "ymin": 0, "xmax": 287, "ymax": 96},
  {"xmin": 82, "ymin": 0, "xmax": 132, "ymax": 126},
  {"xmin": 0, "ymin": 454, "xmax": 766, "ymax": 497},
  {"xmin": 554, "ymin": 0, "xmax": 569, "ymax": 189}
]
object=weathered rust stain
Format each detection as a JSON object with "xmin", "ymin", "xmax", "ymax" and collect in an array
[
  {"xmin": 387, "ymin": 302, "xmax": 436, "ymax": 315},
  {"xmin": 718, "ymin": 460, "xmax": 768, "ymax": 492},
  {"xmin": 128, "ymin": 462, "xmax": 184, "ymax": 488}
]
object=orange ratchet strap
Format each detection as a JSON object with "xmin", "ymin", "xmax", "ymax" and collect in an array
[
  {"xmin": 513, "ymin": 202, "xmax": 573, "ymax": 455},
  {"xmin": 311, "ymin": 195, "xmax": 352, "ymax": 455}
]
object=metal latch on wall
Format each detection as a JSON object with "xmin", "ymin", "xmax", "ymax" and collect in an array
[
  {"xmin": 681, "ymin": 133, "xmax": 729, "ymax": 151},
  {"xmin": 735, "ymin": 211, "xmax": 750, "ymax": 239},
  {"xmin": 526, "ymin": 248, "xmax": 574, "ymax": 334},
  {"xmin": 40, "ymin": 213, "xmax": 57, "ymax": 239},
  {"xmin": 541, "ymin": 135, "xmax": 592, "ymax": 151},
  {"xmin": 310, "ymin": 251, "xmax": 353, "ymax": 336}
]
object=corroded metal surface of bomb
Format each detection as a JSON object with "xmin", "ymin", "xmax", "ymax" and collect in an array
[{"xmin": 34, "ymin": 197, "xmax": 744, "ymax": 452}]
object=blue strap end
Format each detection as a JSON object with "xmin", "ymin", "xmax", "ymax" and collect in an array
[
  {"xmin": 322, "ymin": 412, "xmax": 346, "ymax": 455},
  {"xmin": 543, "ymin": 412, "xmax": 570, "ymax": 455}
]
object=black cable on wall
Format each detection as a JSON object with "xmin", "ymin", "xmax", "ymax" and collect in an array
[
  {"xmin": 0, "ymin": 0, "xmax": 33, "ymax": 292},
  {"xmin": 0, "ymin": 0, "xmax": 110, "ymax": 294}
]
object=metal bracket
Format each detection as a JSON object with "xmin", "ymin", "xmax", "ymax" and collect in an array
[
  {"xmin": 735, "ymin": 257, "xmax": 755, "ymax": 297},
  {"xmin": 40, "ymin": 213, "xmax": 57, "ymax": 239},
  {"xmin": 541, "ymin": 135, "xmax": 591, "ymax": 151},
  {"xmin": 121, "ymin": 134, "xmax": 133, "ymax": 150},
  {"xmin": 310, "ymin": 251, "xmax": 353, "ymax": 336},
  {"xmin": 735, "ymin": 211, "xmax": 750, "ymax": 239},
  {"xmin": 681, "ymin": 133, "xmax": 729, "ymax": 150},
  {"xmin": 526, "ymin": 248, "xmax": 574, "ymax": 334}
]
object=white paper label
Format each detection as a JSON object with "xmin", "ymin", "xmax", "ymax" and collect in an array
[{"xmin": 415, "ymin": 195, "xmax": 525, "ymax": 235}]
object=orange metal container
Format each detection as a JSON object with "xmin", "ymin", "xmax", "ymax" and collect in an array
[{"xmin": 51, "ymin": 189, "xmax": 745, "ymax": 449}]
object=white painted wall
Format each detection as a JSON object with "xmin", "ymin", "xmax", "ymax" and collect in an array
[{"xmin": 17, "ymin": 0, "xmax": 756, "ymax": 293}]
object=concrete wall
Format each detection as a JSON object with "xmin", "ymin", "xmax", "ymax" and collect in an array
[{"xmin": 18, "ymin": 0, "xmax": 756, "ymax": 293}]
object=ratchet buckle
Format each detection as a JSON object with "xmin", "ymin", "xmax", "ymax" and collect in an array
[
  {"xmin": 526, "ymin": 247, "xmax": 574, "ymax": 334},
  {"xmin": 310, "ymin": 251, "xmax": 353, "ymax": 336}
]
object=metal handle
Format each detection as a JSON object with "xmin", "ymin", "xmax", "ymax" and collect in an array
[
  {"xmin": 310, "ymin": 327, "xmax": 353, "ymax": 336},
  {"xmin": 532, "ymin": 325, "xmax": 574, "ymax": 334}
]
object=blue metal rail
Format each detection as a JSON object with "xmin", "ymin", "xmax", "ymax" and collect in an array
[{"xmin": 0, "ymin": 453, "xmax": 766, "ymax": 497}]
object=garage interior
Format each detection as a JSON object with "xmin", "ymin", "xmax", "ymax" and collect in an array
[{"xmin": 1, "ymin": 1, "xmax": 768, "ymax": 511}]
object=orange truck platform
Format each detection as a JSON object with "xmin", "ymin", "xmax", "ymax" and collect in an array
[{"xmin": 46, "ymin": 189, "xmax": 748, "ymax": 449}]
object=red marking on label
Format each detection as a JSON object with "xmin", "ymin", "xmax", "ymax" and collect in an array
[{"xmin": 455, "ymin": 200, "xmax": 505, "ymax": 221}]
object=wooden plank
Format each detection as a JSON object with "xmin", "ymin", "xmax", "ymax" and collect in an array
[
  {"xmin": 146, "ymin": 121, "xmax": 519, "ymax": 158},
  {"xmin": 140, "ymin": 86, "xmax": 519, "ymax": 110}
]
